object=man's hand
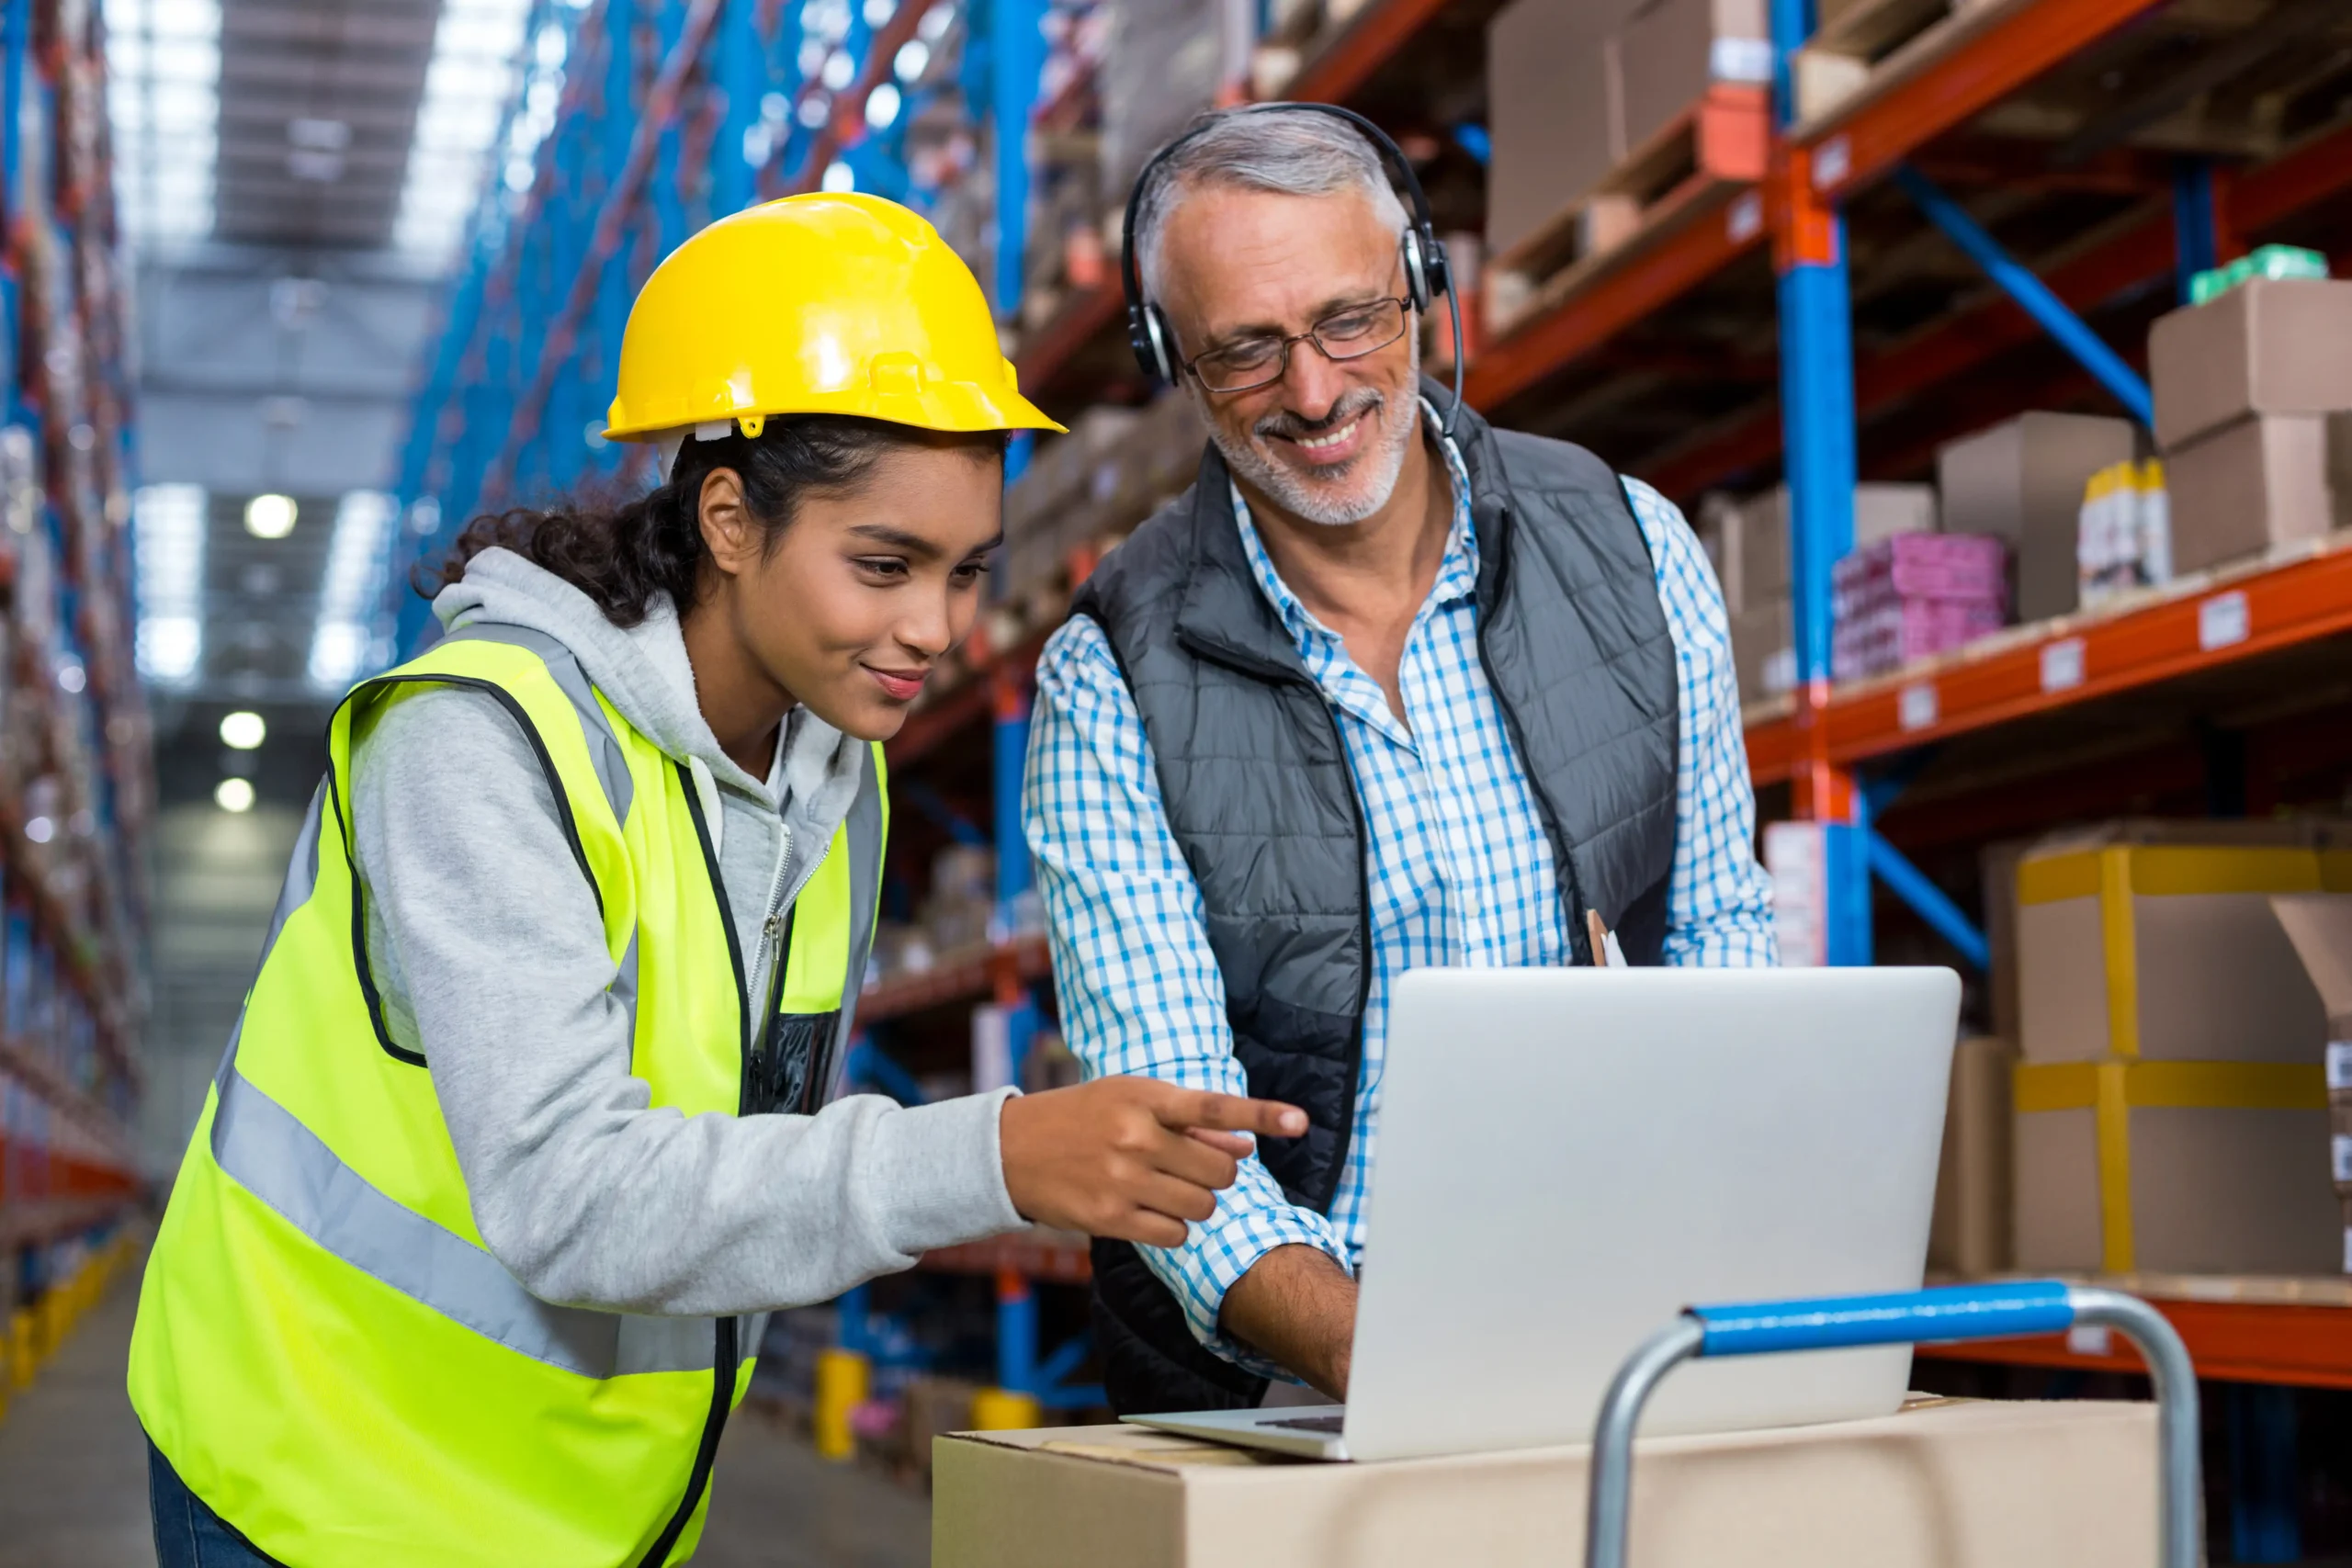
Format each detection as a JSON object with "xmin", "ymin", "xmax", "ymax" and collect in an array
[
  {"xmin": 999, "ymin": 1077, "xmax": 1306, "ymax": 1247},
  {"xmin": 1220, "ymin": 1245, "xmax": 1358, "ymax": 1401}
]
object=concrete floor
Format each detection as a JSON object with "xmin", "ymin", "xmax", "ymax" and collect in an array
[{"xmin": 0, "ymin": 1270, "xmax": 930, "ymax": 1567}]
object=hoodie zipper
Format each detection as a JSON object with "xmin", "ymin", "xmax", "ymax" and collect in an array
[{"xmin": 641, "ymin": 763, "xmax": 758, "ymax": 1568}]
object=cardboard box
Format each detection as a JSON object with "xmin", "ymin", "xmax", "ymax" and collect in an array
[
  {"xmin": 2271, "ymin": 894, "xmax": 2352, "ymax": 1234},
  {"xmin": 1486, "ymin": 0, "xmax": 1640, "ymax": 257},
  {"xmin": 1617, "ymin": 0, "xmax": 1772, "ymax": 155},
  {"xmin": 1938, "ymin": 412, "xmax": 2138, "ymax": 624},
  {"xmin": 1981, "ymin": 840, "xmax": 2030, "ymax": 1045},
  {"xmin": 2011, "ymin": 826, "xmax": 2348, "ymax": 1275},
  {"xmin": 2164, "ymin": 412, "xmax": 2348, "ymax": 577},
  {"xmin": 2015, "ymin": 824, "xmax": 2352, "ymax": 1064},
  {"xmin": 2013, "ymin": 1056, "xmax": 2336, "ymax": 1274},
  {"xmin": 1928, "ymin": 1037, "xmax": 2014, "ymax": 1277},
  {"xmin": 1709, "ymin": 483, "xmax": 1935, "ymax": 614},
  {"xmin": 934, "ymin": 1400, "xmax": 2160, "ymax": 1568},
  {"xmin": 1727, "ymin": 597, "xmax": 1792, "ymax": 706},
  {"xmin": 2148, "ymin": 277, "xmax": 2352, "ymax": 451}
]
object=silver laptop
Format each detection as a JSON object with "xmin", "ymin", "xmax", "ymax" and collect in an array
[{"xmin": 1129, "ymin": 966, "xmax": 1962, "ymax": 1461}]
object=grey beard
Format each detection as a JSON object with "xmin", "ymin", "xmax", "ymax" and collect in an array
[
  {"xmin": 1195, "ymin": 335, "xmax": 1425, "ymax": 528},
  {"xmin": 1209, "ymin": 384, "xmax": 1420, "ymax": 527}
]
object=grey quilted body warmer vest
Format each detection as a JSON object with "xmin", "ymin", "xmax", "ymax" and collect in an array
[{"xmin": 1068, "ymin": 397, "xmax": 1680, "ymax": 1414}]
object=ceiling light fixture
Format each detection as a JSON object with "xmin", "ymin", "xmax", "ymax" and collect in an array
[
  {"xmin": 220, "ymin": 710, "xmax": 266, "ymax": 750},
  {"xmin": 215, "ymin": 777, "xmax": 255, "ymax": 813},
  {"xmin": 309, "ymin": 491, "xmax": 398, "ymax": 690},
  {"xmin": 245, "ymin": 492, "xmax": 298, "ymax": 538},
  {"xmin": 132, "ymin": 482, "xmax": 207, "ymax": 685}
]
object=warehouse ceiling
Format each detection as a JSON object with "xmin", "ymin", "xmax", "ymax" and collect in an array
[
  {"xmin": 108, "ymin": 0, "xmax": 560, "ymax": 764},
  {"xmin": 210, "ymin": 0, "xmax": 439, "ymax": 252}
]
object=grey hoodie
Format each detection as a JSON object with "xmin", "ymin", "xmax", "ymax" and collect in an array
[{"xmin": 347, "ymin": 547, "xmax": 1023, "ymax": 1317}]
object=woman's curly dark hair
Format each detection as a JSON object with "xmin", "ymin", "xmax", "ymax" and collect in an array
[{"xmin": 429, "ymin": 414, "xmax": 1007, "ymax": 627}]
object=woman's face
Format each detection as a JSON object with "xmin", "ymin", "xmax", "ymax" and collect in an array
[{"xmin": 701, "ymin": 443, "xmax": 1004, "ymax": 742}]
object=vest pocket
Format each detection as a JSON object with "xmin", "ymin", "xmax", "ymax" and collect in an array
[{"xmin": 746, "ymin": 1010, "xmax": 842, "ymax": 1116}]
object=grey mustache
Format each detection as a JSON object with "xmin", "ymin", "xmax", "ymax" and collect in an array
[{"xmin": 1255, "ymin": 389, "xmax": 1384, "ymax": 443}]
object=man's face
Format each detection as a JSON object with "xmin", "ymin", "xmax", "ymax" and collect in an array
[{"xmin": 1155, "ymin": 186, "xmax": 1421, "ymax": 527}]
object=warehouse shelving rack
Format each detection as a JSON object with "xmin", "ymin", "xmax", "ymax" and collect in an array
[
  {"xmin": 0, "ymin": 0, "xmax": 153, "ymax": 1390},
  {"xmin": 391, "ymin": 0, "xmax": 2352, "ymax": 1518},
  {"xmin": 885, "ymin": 0, "xmax": 2352, "ymax": 1529}
]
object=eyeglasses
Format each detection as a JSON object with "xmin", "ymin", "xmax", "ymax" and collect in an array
[{"xmin": 1181, "ymin": 297, "xmax": 1414, "ymax": 394}]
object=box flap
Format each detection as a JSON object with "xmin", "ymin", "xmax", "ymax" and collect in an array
[{"xmin": 2272, "ymin": 895, "xmax": 2352, "ymax": 1032}]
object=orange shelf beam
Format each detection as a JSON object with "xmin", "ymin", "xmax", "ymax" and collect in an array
[
  {"xmin": 859, "ymin": 934, "xmax": 1053, "ymax": 1024},
  {"xmin": 1286, "ymin": 0, "xmax": 1455, "ymax": 104},
  {"xmin": 1745, "ymin": 543, "xmax": 2352, "ymax": 784},
  {"xmin": 1796, "ymin": 0, "xmax": 2173, "ymax": 202},
  {"xmin": 1012, "ymin": 285, "xmax": 1125, "ymax": 404},
  {"xmin": 1465, "ymin": 186, "xmax": 1765, "ymax": 412},
  {"xmin": 1919, "ymin": 1298, "xmax": 2352, "ymax": 1392}
]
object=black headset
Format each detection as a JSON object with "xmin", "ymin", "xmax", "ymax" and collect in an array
[{"xmin": 1120, "ymin": 102, "xmax": 1464, "ymax": 436}]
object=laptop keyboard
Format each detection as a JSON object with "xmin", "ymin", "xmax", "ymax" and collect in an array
[{"xmin": 1267, "ymin": 1415, "xmax": 1344, "ymax": 1434}]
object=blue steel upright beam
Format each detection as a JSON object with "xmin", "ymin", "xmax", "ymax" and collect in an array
[
  {"xmin": 2172, "ymin": 157, "xmax": 2219, "ymax": 302},
  {"xmin": 1895, "ymin": 165, "xmax": 2154, "ymax": 427},
  {"xmin": 1771, "ymin": 0, "xmax": 1868, "ymax": 965},
  {"xmin": 986, "ymin": 0, "xmax": 1047, "ymax": 319}
]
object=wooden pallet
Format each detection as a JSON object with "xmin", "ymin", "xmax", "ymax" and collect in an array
[
  {"xmin": 1484, "ymin": 83, "xmax": 1769, "ymax": 341},
  {"xmin": 1794, "ymin": 0, "xmax": 2003, "ymax": 121}
]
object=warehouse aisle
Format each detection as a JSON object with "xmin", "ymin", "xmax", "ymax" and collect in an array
[
  {"xmin": 0, "ymin": 1269, "xmax": 929, "ymax": 1568},
  {"xmin": 0, "ymin": 1279, "xmax": 151, "ymax": 1568}
]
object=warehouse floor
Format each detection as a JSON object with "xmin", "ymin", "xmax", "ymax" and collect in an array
[{"xmin": 0, "ymin": 1269, "xmax": 931, "ymax": 1568}]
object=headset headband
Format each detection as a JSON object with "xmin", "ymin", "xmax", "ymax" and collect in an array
[{"xmin": 1119, "ymin": 102, "xmax": 1444, "ymax": 322}]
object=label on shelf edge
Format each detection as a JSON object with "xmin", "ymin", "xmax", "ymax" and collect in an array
[
  {"xmin": 2198, "ymin": 590, "xmax": 2249, "ymax": 650},
  {"xmin": 2327, "ymin": 1042, "xmax": 2352, "ymax": 1090},
  {"xmin": 2039, "ymin": 637, "xmax": 2086, "ymax": 694},
  {"xmin": 1727, "ymin": 191, "xmax": 1763, "ymax": 243},
  {"xmin": 1897, "ymin": 682, "xmax": 1937, "ymax": 732},
  {"xmin": 1814, "ymin": 135, "xmax": 1851, "ymax": 190},
  {"xmin": 2065, "ymin": 1324, "xmax": 2112, "ymax": 1357}
]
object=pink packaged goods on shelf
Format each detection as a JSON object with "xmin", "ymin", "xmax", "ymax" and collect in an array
[
  {"xmin": 1835, "ymin": 600, "xmax": 2009, "ymax": 681},
  {"xmin": 1831, "ymin": 533, "xmax": 2011, "ymax": 608}
]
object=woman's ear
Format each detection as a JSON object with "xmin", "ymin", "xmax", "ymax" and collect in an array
[{"xmin": 695, "ymin": 468, "xmax": 756, "ymax": 580}]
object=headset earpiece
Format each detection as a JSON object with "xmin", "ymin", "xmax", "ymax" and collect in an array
[
  {"xmin": 1127, "ymin": 300, "xmax": 1177, "ymax": 384},
  {"xmin": 1419, "ymin": 228, "xmax": 1453, "ymax": 306}
]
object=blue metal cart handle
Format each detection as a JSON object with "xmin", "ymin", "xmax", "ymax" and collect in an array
[{"xmin": 1585, "ymin": 1281, "xmax": 2199, "ymax": 1568}]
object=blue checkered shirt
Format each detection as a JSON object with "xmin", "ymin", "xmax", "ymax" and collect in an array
[{"xmin": 1022, "ymin": 409, "xmax": 1778, "ymax": 1371}]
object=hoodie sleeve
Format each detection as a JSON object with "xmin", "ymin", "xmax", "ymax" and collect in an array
[{"xmin": 350, "ymin": 683, "xmax": 1025, "ymax": 1317}]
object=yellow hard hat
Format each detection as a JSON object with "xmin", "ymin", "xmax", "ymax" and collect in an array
[{"xmin": 604, "ymin": 192, "xmax": 1065, "ymax": 442}]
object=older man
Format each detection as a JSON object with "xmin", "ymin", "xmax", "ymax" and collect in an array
[{"xmin": 1022, "ymin": 106, "xmax": 1777, "ymax": 1416}]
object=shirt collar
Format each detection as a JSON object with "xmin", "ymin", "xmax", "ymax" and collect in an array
[{"xmin": 1229, "ymin": 399, "xmax": 1479, "ymax": 645}]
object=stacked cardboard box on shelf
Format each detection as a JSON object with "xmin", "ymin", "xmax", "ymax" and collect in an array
[
  {"xmin": 2147, "ymin": 276, "xmax": 2352, "ymax": 573},
  {"xmin": 1937, "ymin": 412, "xmax": 2138, "ymax": 623},
  {"xmin": 1484, "ymin": 0, "xmax": 1770, "ymax": 331},
  {"xmin": 2269, "ymin": 897, "xmax": 2352, "ymax": 1272},
  {"xmin": 1098, "ymin": 0, "xmax": 1237, "ymax": 203},
  {"xmin": 2010, "ymin": 820, "xmax": 2348, "ymax": 1277},
  {"xmin": 1000, "ymin": 393, "xmax": 1206, "ymax": 609}
]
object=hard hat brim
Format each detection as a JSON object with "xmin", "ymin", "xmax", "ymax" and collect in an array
[{"xmin": 605, "ymin": 382, "xmax": 1066, "ymax": 444}]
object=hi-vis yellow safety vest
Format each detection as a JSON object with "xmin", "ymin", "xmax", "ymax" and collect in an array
[{"xmin": 129, "ymin": 625, "xmax": 886, "ymax": 1567}]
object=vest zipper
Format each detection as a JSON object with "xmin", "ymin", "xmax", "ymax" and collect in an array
[
  {"xmin": 1470, "ymin": 529, "xmax": 1594, "ymax": 964},
  {"xmin": 647, "ymin": 764, "xmax": 755, "ymax": 1568}
]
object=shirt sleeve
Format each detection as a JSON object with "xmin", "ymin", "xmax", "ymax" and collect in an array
[
  {"xmin": 1622, "ymin": 478, "xmax": 1780, "ymax": 967},
  {"xmin": 1023, "ymin": 615, "xmax": 1350, "ymax": 1371}
]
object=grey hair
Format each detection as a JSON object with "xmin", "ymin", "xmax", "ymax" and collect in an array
[{"xmin": 1133, "ymin": 106, "xmax": 1410, "ymax": 304}]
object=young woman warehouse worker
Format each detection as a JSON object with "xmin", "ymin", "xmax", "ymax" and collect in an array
[{"xmin": 128, "ymin": 194, "xmax": 1305, "ymax": 1568}]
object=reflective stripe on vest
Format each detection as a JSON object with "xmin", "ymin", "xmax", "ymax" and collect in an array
[{"xmin": 130, "ymin": 628, "xmax": 886, "ymax": 1567}]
